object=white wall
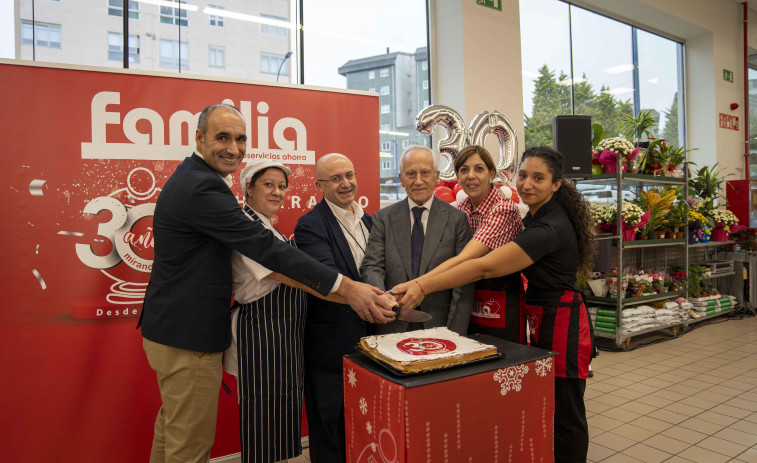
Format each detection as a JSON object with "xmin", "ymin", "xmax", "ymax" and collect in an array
[{"xmin": 430, "ymin": 0, "xmax": 751, "ymax": 181}]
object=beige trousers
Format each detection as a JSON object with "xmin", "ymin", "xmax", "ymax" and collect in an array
[{"xmin": 143, "ymin": 337, "xmax": 223, "ymax": 463}]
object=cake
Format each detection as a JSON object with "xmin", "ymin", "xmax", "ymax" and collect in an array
[{"xmin": 358, "ymin": 327, "xmax": 498, "ymax": 374}]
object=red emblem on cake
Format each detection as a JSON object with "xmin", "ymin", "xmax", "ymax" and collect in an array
[{"xmin": 396, "ymin": 338, "xmax": 457, "ymax": 356}]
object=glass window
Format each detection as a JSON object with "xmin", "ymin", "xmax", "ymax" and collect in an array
[
  {"xmin": 380, "ymin": 124, "xmax": 390, "ymax": 131},
  {"xmin": 209, "ymin": 45, "xmax": 225, "ymax": 68},
  {"xmin": 380, "ymin": 104, "xmax": 390, "ymax": 114},
  {"xmin": 160, "ymin": 0, "xmax": 188, "ymax": 27},
  {"xmin": 207, "ymin": 5, "xmax": 224, "ymax": 28},
  {"xmin": 21, "ymin": 20, "xmax": 61, "ymax": 48},
  {"xmin": 421, "ymin": 60, "xmax": 428, "ymax": 71},
  {"xmin": 260, "ymin": 14, "xmax": 288, "ymax": 38},
  {"xmin": 368, "ymin": 70, "xmax": 375, "ymax": 79},
  {"xmin": 381, "ymin": 160, "xmax": 392, "ymax": 170},
  {"xmin": 368, "ymin": 87, "xmax": 376, "ymax": 93},
  {"xmin": 402, "ymin": 139, "xmax": 410, "ymax": 148},
  {"xmin": 637, "ymin": 29, "xmax": 683, "ymax": 146},
  {"xmin": 380, "ymin": 86, "xmax": 390, "ymax": 95},
  {"xmin": 381, "ymin": 141, "xmax": 391, "ymax": 151},
  {"xmin": 108, "ymin": 0, "xmax": 139, "ymax": 19},
  {"xmin": 160, "ymin": 39, "xmax": 188, "ymax": 68},
  {"xmin": 261, "ymin": 53, "xmax": 288, "ymax": 76},
  {"xmin": 422, "ymin": 79, "xmax": 428, "ymax": 89},
  {"xmin": 380, "ymin": 68, "xmax": 389, "ymax": 77},
  {"xmin": 108, "ymin": 32, "xmax": 139, "ymax": 63},
  {"xmin": 519, "ymin": 0, "xmax": 684, "ymax": 149}
]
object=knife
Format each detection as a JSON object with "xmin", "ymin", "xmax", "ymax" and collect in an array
[{"xmin": 393, "ymin": 306, "xmax": 432, "ymax": 322}]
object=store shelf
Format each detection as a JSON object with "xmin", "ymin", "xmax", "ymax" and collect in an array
[
  {"xmin": 685, "ymin": 307, "xmax": 732, "ymax": 325},
  {"xmin": 709, "ymin": 271, "xmax": 735, "ymax": 278},
  {"xmin": 575, "ymin": 173, "xmax": 686, "ymax": 186},
  {"xmin": 593, "ymin": 320, "xmax": 682, "ymax": 340},
  {"xmin": 586, "ymin": 291, "xmax": 685, "ymax": 306},
  {"xmin": 690, "ymin": 240, "xmax": 735, "ymax": 248},
  {"xmin": 618, "ymin": 238, "xmax": 686, "ymax": 248}
]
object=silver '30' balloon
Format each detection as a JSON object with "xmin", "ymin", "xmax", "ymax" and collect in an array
[
  {"xmin": 416, "ymin": 105, "xmax": 468, "ymax": 181},
  {"xmin": 468, "ymin": 110, "xmax": 518, "ymax": 183}
]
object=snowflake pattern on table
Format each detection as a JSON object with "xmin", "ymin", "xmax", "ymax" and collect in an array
[
  {"xmin": 359, "ymin": 397, "xmax": 368, "ymax": 415},
  {"xmin": 347, "ymin": 368, "xmax": 357, "ymax": 388},
  {"xmin": 493, "ymin": 364, "xmax": 529, "ymax": 396},
  {"xmin": 534, "ymin": 358, "xmax": 552, "ymax": 377},
  {"xmin": 366, "ymin": 421, "xmax": 373, "ymax": 435}
]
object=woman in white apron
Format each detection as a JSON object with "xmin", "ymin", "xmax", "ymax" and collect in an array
[{"xmin": 225, "ymin": 159, "xmax": 306, "ymax": 463}]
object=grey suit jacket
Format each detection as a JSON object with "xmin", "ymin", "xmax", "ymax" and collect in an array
[{"xmin": 360, "ymin": 197, "xmax": 474, "ymax": 335}]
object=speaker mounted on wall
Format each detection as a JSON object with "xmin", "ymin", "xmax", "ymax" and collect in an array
[{"xmin": 552, "ymin": 115, "xmax": 592, "ymax": 178}]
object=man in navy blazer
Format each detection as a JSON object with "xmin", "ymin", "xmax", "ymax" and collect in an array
[
  {"xmin": 140, "ymin": 105, "xmax": 395, "ymax": 463},
  {"xmin": 294, "ymin": 153, "xmax": 372, "ymax": 463}
]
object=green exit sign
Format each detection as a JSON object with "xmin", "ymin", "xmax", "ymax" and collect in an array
[
  {"xmin": 723, "ymin": 69, "xmax": 734, "ymax": 83},
  {"xmin": 477, "ymin": 0, "xmax": 502, "ymax": 11}
]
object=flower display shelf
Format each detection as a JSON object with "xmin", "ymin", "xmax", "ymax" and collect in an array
[
  {"xmin": 585, "ymin": 290, "xmax": 685, "ymax": 306},
  {"xmin": 689, "ymin": 240, "xmax": 735, "ymax": 248},
  {"xmin": 613, "ymin": 238, "xmax": 686, "ymax": 248},
  {"xmin": 587, "ymin": 173, "xmax": 686, "ymax": 186}
]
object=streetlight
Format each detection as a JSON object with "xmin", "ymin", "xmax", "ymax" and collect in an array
[
  {"xmin": 276, "ymin": 50, "xmax": 293, "ymax": 82},
  {"xmin": 574, "ymin": 98, "xmax": 595, "ymax": 113}
]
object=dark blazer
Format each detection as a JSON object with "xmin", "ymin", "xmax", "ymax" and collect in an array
[
  {"xmin": 140, "ymin": 154, "xmax": 338, "ymax": 353},
  {"xmin": 294, "ymin": 199, "xmax": 372, "ymax": 371},
  {"xmin": 360, "ymin": 197, "xmax": 474, "ymax": 335}
]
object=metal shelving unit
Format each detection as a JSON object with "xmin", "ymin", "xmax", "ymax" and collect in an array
[{"xmin": 576, "ymin": 170, "xmax": 689, "ymax": 348}]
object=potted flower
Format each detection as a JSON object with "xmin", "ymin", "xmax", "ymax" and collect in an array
[
  {"xmin": 688, "ymin": 210, "xmax": 707, "ymax": 244},
  {"xmin": 709, "ymin": 209, "xmax": 739, "ymax": 241},
  {"xmin": 663, "ymin": 146, "xmax": 693, "ymax": 178},
  {"xmin": 666, "ymin": 195, "xmax": 687, "ymax": 238},
  {"xmin": 590, "ymin": 202, "xmax": 615, "ymax": 234},
  {"xmin": 689, "ymin": 163, "xmax": 733, "ymax": 212},
  {"xmin": 611, "ymin": 201, "xmax": 644, "ymax": 240},
  {"xmin": 592, "ymin": 137, "xmax": 640, "ymax": 174}
]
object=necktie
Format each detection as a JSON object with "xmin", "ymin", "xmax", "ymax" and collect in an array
[{"xmin": 411, "ymin": 206, "xmax": 425, "ymax": 279}]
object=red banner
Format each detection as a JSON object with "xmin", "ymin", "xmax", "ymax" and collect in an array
[{"xmin": 0, "ymin": 60, "xmax": 379, "ymax": 462}]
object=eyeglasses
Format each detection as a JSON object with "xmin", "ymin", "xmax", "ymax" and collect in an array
[
  {"xmin": 317, "ymin": 171, "xmax": 357, "ymax": 184},
  {"xmin": 403, "ymin": 170, "xmax": 435, "ymax": 180}
]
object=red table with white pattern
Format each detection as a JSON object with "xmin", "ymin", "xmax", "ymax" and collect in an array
[{"xmin": 343, "ymin": 335, "xmax": 556, "ymax": 463}]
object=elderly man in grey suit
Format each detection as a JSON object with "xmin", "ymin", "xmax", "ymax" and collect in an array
[{"xmin": 361, "ymin": 145, "xmax": 474, "ymax": 334}]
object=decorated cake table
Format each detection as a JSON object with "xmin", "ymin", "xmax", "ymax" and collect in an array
[{"xmin": 343, "ymin": 333, "xmax": 556, "ymax": 463}]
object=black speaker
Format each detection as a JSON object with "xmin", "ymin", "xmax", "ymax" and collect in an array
[{"xmin": 552, "ymin": 115, "xmax": 592, "ymax": 178}]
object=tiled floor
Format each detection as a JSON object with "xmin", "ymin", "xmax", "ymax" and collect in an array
[
  {"xmin": 587, "ymin": 314, "xmax": 757, "ymax": 462},
  {"xmin": 217, "ymin": 314, "xmax": 757, "ymax": 463}
]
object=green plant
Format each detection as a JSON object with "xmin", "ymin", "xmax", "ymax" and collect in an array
[
  {"xmin": 688, "ymin": 163, "xmax": 733, "ymax": 212},
  {"xmin": 591, "ymin": 123, "xmax": 609, "ymax": 151},
  {"xmin": 687, "ymin": 264, "xmax": 707, "ymax": 298},
  {"xmin": 619, "ymin": 110, "xmax": 657, "ymax": 144}
]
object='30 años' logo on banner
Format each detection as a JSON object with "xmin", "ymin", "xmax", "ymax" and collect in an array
[{"xmin": 72, "ymin": 167, "xmax": 159, "ymax": 320}]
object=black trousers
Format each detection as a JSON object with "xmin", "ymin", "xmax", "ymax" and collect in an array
[
  {"xmin": 554, "ymin": 377, "xmax": 589, "ymax": 463},
  {"xmin": 304, "ymin": 368, "xmax": 346, "ymax": 463}
]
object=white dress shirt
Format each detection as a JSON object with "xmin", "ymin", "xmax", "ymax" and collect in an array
[
  {"xmin": 325, "ymin": 199, "xmax": 369, "ymax": 275},
  {"xmin": 407, "ymin": 196, "xmax": 434, "ymax": 234}
]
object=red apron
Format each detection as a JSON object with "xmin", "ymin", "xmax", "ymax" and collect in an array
[{"xmin": 524, "ymin": 290, "xmax": 594, "ymax": 379}]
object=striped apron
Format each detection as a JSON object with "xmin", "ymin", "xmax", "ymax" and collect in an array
[
  {"xmin": 236, "ymin": 259, "xmax": 307, "ymax": 463},
  {"xmin": 523, "ymin": 290, "xmax": 594, "ymax": 379}
]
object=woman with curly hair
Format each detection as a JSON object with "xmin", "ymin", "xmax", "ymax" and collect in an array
[{"xmin": 393, "ymin": 146, "xmax": 596, "ymax": 463}]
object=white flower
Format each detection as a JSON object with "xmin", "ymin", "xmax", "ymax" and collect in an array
[{"xmin": 596, "ymin": 137, "xmax": 635, "ymax": 158}]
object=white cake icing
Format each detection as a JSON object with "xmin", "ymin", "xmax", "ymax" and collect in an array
[{"xmin": 361, "ymin": 327, "xmax": 494, "ymax": 364}]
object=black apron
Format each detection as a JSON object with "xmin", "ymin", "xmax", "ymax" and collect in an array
[{"xmin": 468, "ymin": 273, "xmax": 525, "ymax": 344}]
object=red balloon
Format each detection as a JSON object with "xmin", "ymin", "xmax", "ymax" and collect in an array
[
  {"xmin": 452, "ymin": 183, "xmax": 463, "ymax": 195},
  {"xmin": 433, "ymin": 186, "xmax": 455, "ymax": 203},
  {"xmin": 509, "ymin": 187, "xmax": 520, "ymax": 203}
]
